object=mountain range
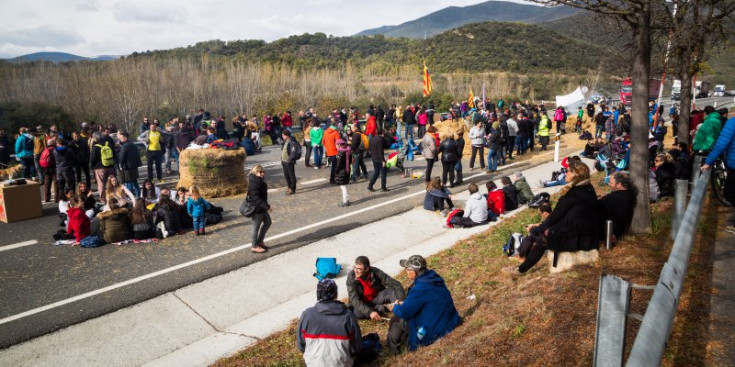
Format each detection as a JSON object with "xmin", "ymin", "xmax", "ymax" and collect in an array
[
  {"xmin": 355, "ymin": 1, "xmax": 578, "ymax": 38},
  {"xmin": 5, "ymin": 52, "xmax": 118, "ymax": 64}
]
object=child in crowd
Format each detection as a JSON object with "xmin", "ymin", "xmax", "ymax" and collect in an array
[
  {"xmin": 424, "ymin": 176, "xmax": 453, "ymax": 213},
  {"xmin": 66, "ymin": 196, "xmax": 91, "ymax": 245},
  {"xmin": 58, "ymin": 188, "xmax": 75, "ymax": 227},
  {"xmin": 130, "ymin": 198, "xmax": 155, "ymax": 240},
  {"xmin": 485, "ymin": 181, "xmax": 504, "ymax": 221},
  {"xmin": 186, "ymin": 185, "xmax": 211, "ymax": 236},
  {"xmin": 141, "ymin": 179, "xmax": 161, "ymax": 204}
]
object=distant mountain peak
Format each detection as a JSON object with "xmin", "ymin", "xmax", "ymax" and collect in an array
[
  {"xmin": 355, "ymin": 0, "xmax": 577, "ymax": 39},
  {"xmin": 5, "ymin": 52, "xmax": 119, "ymax": 64}
]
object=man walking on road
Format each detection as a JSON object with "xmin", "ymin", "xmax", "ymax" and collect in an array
[
  {"xmin": 281, "ymin": 130, "xmax": 299, "ymax": 195},
  {"xmin": 367, "ymin": 128, "xmax": 389, "ymax": 192}
]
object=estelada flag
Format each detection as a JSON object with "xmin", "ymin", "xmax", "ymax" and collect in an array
[
  {"xmin": 468, "ymin": 88, "xmax": 475, "ymax": 108},
  {"xmin": 422, "ymin": 64, "xmax": 432, "ymax": 96}
]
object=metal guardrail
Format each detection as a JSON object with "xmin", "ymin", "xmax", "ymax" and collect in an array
[{"xmin": 594, "ymin": 169, "xmax": 712, "ymax": 367}]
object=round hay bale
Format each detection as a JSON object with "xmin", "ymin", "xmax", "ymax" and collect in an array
[
  {"xmin": 179, "ymin": 148, "xmax": 247, "ymax": 198},
  {"xmin": 433, "ymin": 120, "xmax": 473, "ymax": 157}
]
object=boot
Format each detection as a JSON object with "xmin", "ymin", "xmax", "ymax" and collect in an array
[
  {"xmin": 454, "ymin": 170, "xmax": 463, "ymax": 185},
  {"xmin": 200, "ymin": 228, "xmax": 206, "ymax": 236}
]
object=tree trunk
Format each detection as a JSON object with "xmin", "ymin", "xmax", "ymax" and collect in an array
[
  {"xmin": 677, "ymin": 67, "xmax": 693, "ymax": 144},
  {"xmin": 629, "ymin": 8, "xmax": 653, "ymax": 234}
]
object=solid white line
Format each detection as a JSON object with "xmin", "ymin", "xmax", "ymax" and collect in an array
[
  {"xmin": 0, "ymin": 187, "xmax": 428, "ymax": 326},
  {"xmin": 0, "ymin": 240, "xmax": 38, "ymax": 253},
  {"xmin": 267, "ymin": 189, "xmax": 278, "ymax": 193},
  {"xmin": 301, "ymin": 178, "xmax": 327, "ymax": 185}
]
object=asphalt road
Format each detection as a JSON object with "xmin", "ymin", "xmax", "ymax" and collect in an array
[{"xmin": 0, "ymin": 135, "xmax": 543, "ymax": 348}]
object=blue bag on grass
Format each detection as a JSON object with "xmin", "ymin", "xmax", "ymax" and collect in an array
[{"xmin": 314, "ymin": 257, "xmax": 341, "ymax": 280}]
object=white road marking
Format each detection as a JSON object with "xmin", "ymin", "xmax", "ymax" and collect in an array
[
  {"xmin": 0, "ymin": 240, "xmax": 39, "ymax": 253},
  {"xmin": 0, "ymin": 187, "xmax": 428, "ymax": 326},
  {"xmin": 267, "ymin": 189, "xmax": 278, "ymax": 193},
  {"xmin": 301, "ymin": 178, "xmax": 327, "ymax": 185}
]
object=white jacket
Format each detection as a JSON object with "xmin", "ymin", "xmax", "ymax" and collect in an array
[
  {"xmin": 469, "ymin": 126, "xmax": 484, "ymax": 146},
  {"xmin": 464, "ymin": 192, "xmax": 488, "ymax": 223}
]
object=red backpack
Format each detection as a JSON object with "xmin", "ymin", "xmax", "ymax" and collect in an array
[{"xmin": 39, "ymin": 147, "xmax": 54, "ymax": 168}]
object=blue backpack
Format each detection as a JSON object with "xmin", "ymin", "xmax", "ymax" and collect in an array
[
  {"xmin": 314, "ymin": 257, "xmax": 341, "ymax": 280},
  {"xmin": 503, "ymin": 233, "xmax": 524, "ymax": 256}
]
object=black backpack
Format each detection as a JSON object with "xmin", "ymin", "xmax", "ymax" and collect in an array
[
  {"xmin": 291, "ymin": 140, "xmax": 302, "ymax": 160},
  {"xmin": 528, "ymin": 192, "xmax": 550, "ymax": 208},
  {"xmin": 24, "ymin": 135, "xmax": 34, "ymax": 152}
]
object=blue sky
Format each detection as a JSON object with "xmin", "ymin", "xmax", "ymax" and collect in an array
[{"xmin": 0, "ymin": 0, "xmax": 537, "ymax": 58}]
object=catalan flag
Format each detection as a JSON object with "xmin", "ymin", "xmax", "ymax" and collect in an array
[
  {"xmin": 468, "ymin": 88, "xmax": 475, "ymax": 108},
  {"xmin": 422, "ymin": 64, "xmax": 432, "ymax": 97}
]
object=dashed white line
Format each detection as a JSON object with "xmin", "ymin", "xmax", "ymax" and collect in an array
[
  {"xmin": 0, "ymin": 240, "xmax": 39, "ymax": 253},
  {"xmin": 301, "ymin": 178, "xmax": 327, "ymax": 185}
]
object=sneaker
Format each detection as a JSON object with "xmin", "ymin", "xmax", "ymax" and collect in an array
[
  {"xmin": 338, "ymin": 201, "xmax": 350, "ymax": 207},
  {"xmin": 381, "ymin": 188, "xmax": 390, "ymax": 192},
  {"xmin": 314, "ymin": 166, "xmax": 319, "ymax": 170},
  {"xmin": 367, "ymin": 187, "xmax": 376, "ymax": 192},
  {"xmin": 501, "ymin": 266, "xmax": 522, "ymax": 277},
  {"xmin": 251, "ymin": 245, "xmax": 266, "ymax": 253},
  {"xmin": 158, "ymin": 179, "xmax": 166, "ymax": 184},
  {"xmin": 440, "ymin": 209, "xmax": 449, "ymax": 217},
  {"xmin": 257, "ymin": 242, "xmax": 269, "ymax": 250}
]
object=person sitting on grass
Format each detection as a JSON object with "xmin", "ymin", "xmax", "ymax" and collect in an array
[
  {"xmin": 446, "ymin": 183, "xmax": 488, "ymax": 228},
  {"xmin": 598, "ymin": 171, "xmax": 637, "ymax": 243},
  {"xmin": 513, "ymin": 171, "xmax": 534, "ymax": 205},
  {"xmin": 387, "ymin": 255, "xmax": 460, "ymax": 354},
  {"xmin": 502, "ymin": 203, "xmax": 552, "ymax": 276},
  {"xmin": 485, "ymin": 181, "xmax": 505, "ymax": 222},
  {"xmin": 347, "ymin": 256, "xmax": 406, "ymax": 320},
  {"xmin": 501, "ymin": 176, "xmax": 519, "ymax": 211},
  {"xmin": 502, "ymin": 160, "xmax": 601, "ymax": 276},
  {"xmin": 423, "ymin": 176, "xmax": 453, "ymax": 213},
  {"xmin": 297, "ymin": 278, "xmax": 362, "ymax": 367}
]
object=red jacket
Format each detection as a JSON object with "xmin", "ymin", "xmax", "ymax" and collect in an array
[
  {"xmin": 487, "ymin": 188, "xmax": 505, "ymax": 215},
  {"xmin": 67, "ymin": 207, "xmax": 90, "ymax": 242},
  {"xmin": 365, "ymin": 116, "xmax": 377, "ymax": 136},
  {"xmin": 282, "ymin": 113, "xmax": 293, "ymax": 128}
]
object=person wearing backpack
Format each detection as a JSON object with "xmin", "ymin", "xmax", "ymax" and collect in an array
[
  {"xmin": 90, "ymin": 132, "xmax": 117, "ymax": 204},
  {"xmin": 554, "ymin": 106, "xmax": 566, "ymax": 135},
  {"xmin": 39, "ymin": 138, "xmax": 57, "ymax": 202},
  {"xmin": 280, "ymin": 130, "xmax": 300, "ymax": 195},
  {"xmin": 53, "ymin": 138, "xmax": 77, "ymax": 203},
  {"xmin": 349, "ymin": 124, "xmax": 369, "ymax": 182}
]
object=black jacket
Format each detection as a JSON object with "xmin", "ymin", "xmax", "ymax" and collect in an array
[
  {"xmin": 503, "ymin": 184, "xmax": 519, "ymax": 211},
  {"xmin": 439, "ymin": 138, "xmax": 460, "ymax": 163},
  {"xmin": 247, "ymin": 173, "xmax": 269, "ymax": 214},
  {"xmin": 346, "ymin": 266, "xmax": 406, "ymax": 317},
  {"xmin": 599, "ymin": 189, "xmax": 636, "ymax": 239},
  {"xmin": 156, "ymin": 200, "xmax": 182, "ymax": 234},
  {"xmin": 175, "ymin": 128, "xmax": 194, "ymax": 151},
  {"xmin": 119, "ymin": 141, "xmax": 142, "ymax": 171},
  {"xmin": 369, "ymin": 135, "xmax": 387, "ymax": 163},
  {"xmin": 539, "ymin": 183, "xmax": 602, "ymax": 253},
  {"xmin": 517, "ymin": 119, "xmax": 530, "ymax": 138},
  {"xmin": 90, "ymin": 139, "xmax": 113, "ymax": 170},
  {"xmin": 53, "ymin": 146, "xmax": 76, "ymax": 174},
  {"xmin": 404, "ymin": 108, "xmax": 416, "ymax": 124},
  {"xmin": 0, "ymin": 135, "xmax": 10, "ymax": 164},
  {"xmin": 334, "ymin": 150, "xmax": 352, "ymax": 185},
  {"xmin": 70, "ymin": 138, "xmax": 89, "ymax": 164},
  {"xmin": 655, "ymin": 163, "xmax": 675, "ymax": 197}
]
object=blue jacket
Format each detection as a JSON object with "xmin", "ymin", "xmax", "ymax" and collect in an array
[
  {"xmin": 392, "ymin": 270, "xmax": 460, "ymax": 351},
  {"xmin": 14, "ymin": 133, "xmax": 34, "ymax": 159},
  {"xmin": 186, "ymin": 197, "xmax": 211, "ymax": 218},
  {"xmin": 706, "ymin": 117, "xmax": 735, "ymax": 169},
  {"xmin": 423, "ymin": 188, "xmax": 451, "ymax": 211}
]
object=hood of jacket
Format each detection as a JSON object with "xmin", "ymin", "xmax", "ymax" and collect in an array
[
  {"xmin": 98, "ymin": 207, "xmax": 129, "ymax": 220},
  {"xmin": 314, "ymin": 299, "xmax": 348, "ymax": 316},
  {"xmin": 55, "ymin": 146, "xmax": 70, "ymax": 153},
  {"xmin": 469, "ymin": 192, "xmax": 484, "ymax": 201},
  {"xmin": 411, "ymin": 269, "xmax": 446, "ymax": 290}
]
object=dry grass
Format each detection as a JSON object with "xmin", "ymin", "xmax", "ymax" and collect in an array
[
  {"xmin": 179, "ymin": 148, "xmax": 247, "ymax": 198},
  {"xmin": 212, "ymin": 133, "xmax": 717, "ymax": 367}
]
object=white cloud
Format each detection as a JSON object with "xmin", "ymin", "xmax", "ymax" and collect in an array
[{"xmin": 0, "ymin": 0, "xmax": 536, "ymax": 58}]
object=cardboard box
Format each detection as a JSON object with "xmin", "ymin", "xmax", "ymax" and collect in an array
[{"xmin": 0, "ymin": 180, "xmax": 43, "ymax": 223}]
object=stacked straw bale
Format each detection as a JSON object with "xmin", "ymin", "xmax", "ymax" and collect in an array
[
  {"xmin": 179, "ymin": 148, "xmax": 247, "ymax": 198},
  {"xmin": 432, "ymin": 119, "xmax": 473, "ymax": 157}
]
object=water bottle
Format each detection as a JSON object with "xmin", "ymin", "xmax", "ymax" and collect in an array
[{"xmin": 417, "ymin": 326, "xmax": 426, "ymax": 341}]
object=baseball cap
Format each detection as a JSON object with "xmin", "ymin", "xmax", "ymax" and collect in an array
[{"xmin": 399, "ymin": 255, "xmax": 427, "ymax": 270}]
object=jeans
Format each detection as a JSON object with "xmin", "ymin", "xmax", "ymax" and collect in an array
[
  {"xmin": 454, "ymin": 160, "xmax": 463, "ymax": 184},
  {"xmin": 542, "ymin": 177, "xmax": 566, "ymax": 187},
  {"xmin": 487, "ymin": 149, "xmax": 498, "ymax": 172},
  {"xmin": 34, "ymin": 153, "xmax": 43, "ymax": 183},
  {"xmin": 304, "ymin": 142, "xmax": 312, "ymax": 166},
  {"xmin": 424, "ymin": 158, "xmax": 436, "ymax": 182},
  {"xmin": 251, "ymin": 211, "xmax": 272, "ymax": 245},
  {"xmin": 192, "ymin": 215, "xmax": 205, "ymax": 231},
  {"xmin": 352, "ymin": 152, "xmax": 368, "ymax": 180},
  {"xmin": 124, "ymin": 181, "xmax": 141, "ymax": 198},
  {"xmin": 75, "ymin": 162, "xmax": 91, "ymax": 188},
  {"xmin": 405, "ymin": 124, "xmax": 415, "ymax": 142},
  {"xmin": 595, "ymin": 125, "xmax": 604, "ymax": 138},
  {"xmin": 396, "ymin": 121, "xmax": 403, "ymax": 138},
  {"xmin": 56, "ymin": 170, "xmax": 76, "ymax": 201},
  {"xmin": 165, "ymin": 149, "xmax": 178, "ymax": 172},
  {"xmin": 368, "ymin": 160, "xmax": 387, "ymax": 190},
  {"xmin": 515, "ymin": 136, "xmax": 527, "ymax": 155},
  {"xmin": 147, "ymin": 150, "xmax": 164, "ymax": 180},
  {"xmin": 282, "ymin": 161, "xmax": 296, "ymax": 192},
  {"xmin": 487, "ymin": 210, "xmax": 498, "ymax": 221},
  {"xmin": 417, "ymin": 124, "xmax": 426, "ymax": 139},
  {"xmin": 470, "ymin": 146, "xmax": 485, "ymax": 169},
  {"xmin": 43, "ymin": 168, "xmax": 56, "ymax": 202},
  {"xmin": 313, "ymin": 145, "xmax": 323, "ymax": 167}
]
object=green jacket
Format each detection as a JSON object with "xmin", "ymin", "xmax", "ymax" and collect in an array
[
  {"xmin": 692, "ymin": 112, "xmax": 722, "ymax": 151},
  {"xmin": 310, "ymin": 127, "xmax": 323, "ymax": 147},
  {"xmin": 514, "ymin": 177, "xmax": 534, "ymax": 204}
]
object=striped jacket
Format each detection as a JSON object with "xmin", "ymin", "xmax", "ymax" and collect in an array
[{"xmin": 297, "ymin": 300, "xmax": 362, "ymax": 367}]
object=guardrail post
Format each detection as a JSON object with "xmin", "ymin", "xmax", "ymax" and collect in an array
[
  {"xmin": 594, "ymin": 275, "xmax": 631, "ymax": 367},
  {"xmin": 671, "ymin": 179, "xmax": 688, "ymax": 240}
]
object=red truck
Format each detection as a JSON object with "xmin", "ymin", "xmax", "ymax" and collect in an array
[{"xmin": 619, "ymin": 77, "xmax": 662, "ymax": 106}]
